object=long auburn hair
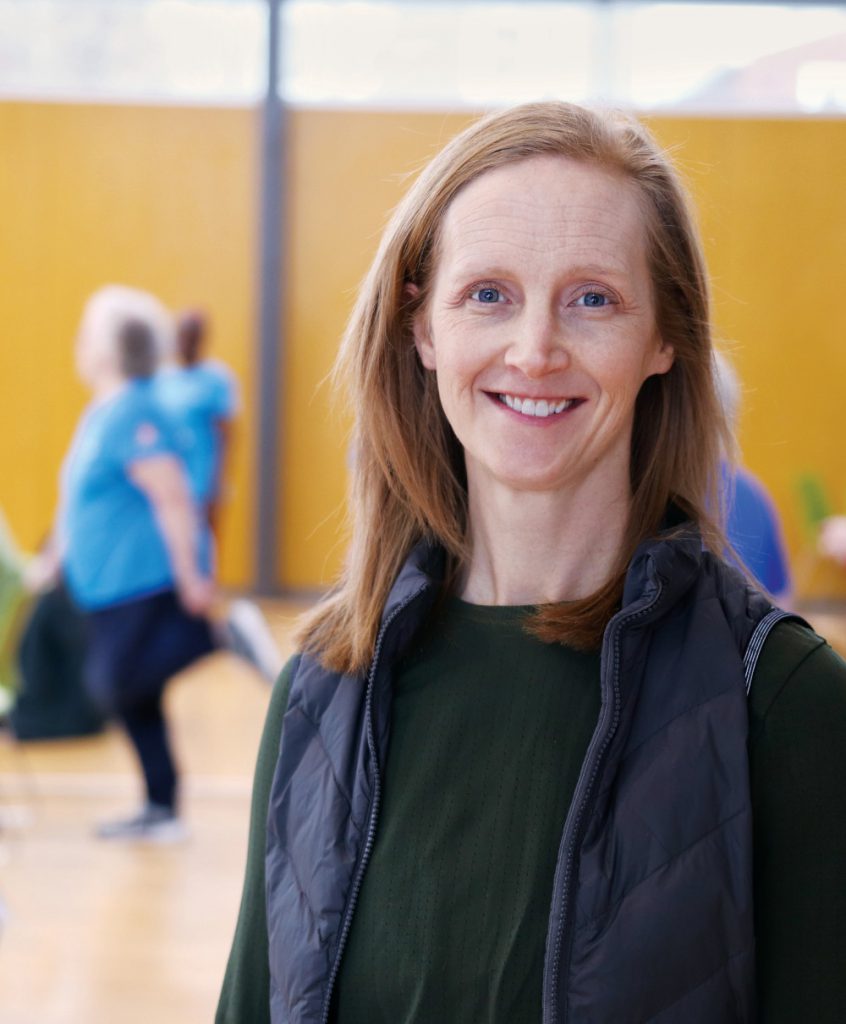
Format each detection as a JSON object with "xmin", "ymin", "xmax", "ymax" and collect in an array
[{"xmin": 296, "ymin": 101, "xmax": 729, "ymax": 674}]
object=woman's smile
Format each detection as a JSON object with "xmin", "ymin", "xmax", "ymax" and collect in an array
[{"xmin": 491, "ymin": 392, "xmax": 583, "ymax": 420}]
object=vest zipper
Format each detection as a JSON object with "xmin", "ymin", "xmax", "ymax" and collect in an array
[
  {"xmin": 320, "ymin": 585, "xmax": 429, "ymax": 1024},
  {"xmin": 541, "ymin": 580, "xmax": 664, "ymax": 1024}
]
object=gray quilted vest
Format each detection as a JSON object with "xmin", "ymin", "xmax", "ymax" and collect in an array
[{"xmin": 266, "ymin": 531, "xmax": 790, "ymax": 1023}]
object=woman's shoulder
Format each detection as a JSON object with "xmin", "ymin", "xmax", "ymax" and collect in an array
[
  {"xmin": 249, "ymin": 655, "xmax": 300, "ymax": 784},
  {"xmin": 750, "ymin": 617, "xmax": 846, "ymax": 726},
  {"xmin": 270, "ymin": 654, "xmax": 299, "ymax": 711}
]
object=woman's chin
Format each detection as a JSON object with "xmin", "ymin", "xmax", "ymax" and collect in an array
[{"xmin": 469, "ymin": 458, "xmax": 576, "ymax": 497}]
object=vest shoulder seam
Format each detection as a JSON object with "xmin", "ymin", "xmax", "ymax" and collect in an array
[{"xmin": 750, "ymin": 631, "xmax": 828, "ymax": 723}]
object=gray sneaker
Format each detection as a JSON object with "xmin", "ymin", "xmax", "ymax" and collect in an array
[
  {"xmin": 220, "ymin": 599, "xmax": 283, "ymax": 683},
  {"xmin": 95, "ymin": 803, "xmax": 189, "ymax": 844}
]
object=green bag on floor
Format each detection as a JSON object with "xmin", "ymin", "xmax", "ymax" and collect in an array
[
  {"xmin": 10, "ymin": 582, "xmax": 105, "ymax": 740},
  {"xmin": 0, "ymin": 509, "xmax": 29, "ymax": 710}
]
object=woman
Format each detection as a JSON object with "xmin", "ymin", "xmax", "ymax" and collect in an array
[
  {"xmin": 31, "ymin": 287, "xmax": 280, "ymax": 841},
  {"xmin": 218, "ymin": 103, "xmax": 846, "ymax": 1022},
  {"xmin": 52, "ymin": 285, "xmax": 219, "ymax": 840}
]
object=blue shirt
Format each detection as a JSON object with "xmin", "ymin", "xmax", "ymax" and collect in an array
[
  {"xmin": 722, "ymin": 462, "xmax": 792, "ymax": 599},
  {"xmin": 154, "ymin": 360, "xmax": 237, "ymax": 505},
  {"xmin": 59, "ymin": 381, "xmax": 182, "ymax": 610}
]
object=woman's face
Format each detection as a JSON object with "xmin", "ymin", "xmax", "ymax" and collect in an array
[{"xmin": 412, "ymin": 154, "xmax": 674, "ymax": 502}]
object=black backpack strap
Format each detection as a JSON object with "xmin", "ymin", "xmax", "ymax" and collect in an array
[{"xmin": 743, "ymin": 609, "xmax": 805, "ymax": 696}]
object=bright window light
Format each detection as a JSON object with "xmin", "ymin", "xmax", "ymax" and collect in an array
[
  {"xmin": 796, "ymin": 60, "xmax": 846, "ymax": 113},
  {"xmin": 1, "ymin": 1, "xmax": 844, "ymax": 114},
  {"xmin": 0, "ymin": 0, "xmax": 266, "ymax": 105},
  {"xmin": 281, "ymin": 0, "xmax": 846, "ymax": 114},
  {"xmin": 617, "ymin": 2, "xmax": 846, "ymax": 111},
  {"xmin": 282, "ymin": 1, "xmax": 596, "ymax": 108}
]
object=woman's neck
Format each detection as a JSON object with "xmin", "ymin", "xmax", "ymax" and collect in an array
[{"xmin": 459, "ymin": 473, "xmax": 631, "ymax": 607}]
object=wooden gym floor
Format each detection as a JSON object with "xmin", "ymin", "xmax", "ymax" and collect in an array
[{"xmin": 0, "ymin": 598, "xmax": 309, "ymax": 1024}]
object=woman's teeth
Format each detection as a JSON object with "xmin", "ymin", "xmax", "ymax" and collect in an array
[{"xmin": 499, "ymin": 394, "xmax": 575, "ymax": 418}]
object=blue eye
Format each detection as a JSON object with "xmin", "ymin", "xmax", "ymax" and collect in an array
[
  {"xmin": 472, "ymin": 286, "xmax": 503, "ymax": 304},
  {"xmin": 577, "ymin": 291, "xmax": 610, "ymax": 307}
]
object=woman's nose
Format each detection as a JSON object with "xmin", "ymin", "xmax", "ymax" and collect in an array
[{"xmin": 503, "ymin": 309, "xmax": 570, "ymax": 379}]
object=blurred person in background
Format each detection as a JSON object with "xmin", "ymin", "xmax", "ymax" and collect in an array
[
  {"xmin": 218, "ymin": 102, "xmax": 846, "ymax": 1023},
  {"xmin": 715, "ymin": 350, "xmax": 793, "ymax": 606},
  {"xmin": 155, "ymin": 308, "xmax": 238, "ymax": 542},
  {"xmin": 29, "ymin": 285, "xmax": 279, "ymax": 842},
  {"xmin": 154, "ymin": 308, "xmax": 275, "ymax": 680}
]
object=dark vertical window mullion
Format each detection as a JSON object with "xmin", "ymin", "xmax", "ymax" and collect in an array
[{"xmin": 255, "ymin": 0, "xmax": 286, "ymax": 593}]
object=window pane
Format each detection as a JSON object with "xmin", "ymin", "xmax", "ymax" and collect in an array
[
  {"xmin": 4, "ymin": 1, "xmax": 843, "ymax": 114},
  {"xmin": 0, "ymin": 0, "xmax": 266, "ymax": 105},
  {"xmin": 618, "ymin": 2, "xmax": 846, "ymax": 113},
  {"xmin": 282, "ymin": 0, "xmax": 846, "ymax": 114},
  {"xmin": 281, "ymin": 1, "xmax": 596, "ymax": 108}
]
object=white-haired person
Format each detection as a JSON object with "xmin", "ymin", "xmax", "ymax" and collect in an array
[
  {"xmin": 31, "ymin": 286, "xmax": 280, "ymax": 841},
  {"xmin": 218, "ymin": 104, "xmax": 846, "ymax": 1023}
]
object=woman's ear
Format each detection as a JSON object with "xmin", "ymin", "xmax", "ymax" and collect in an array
[
  {"xmin": 405, "ymin": 283, "xmax": 436, "ymax": 371},
  {"xmin": 651, "ymin": 335, "xmax": 675, "ymax": 378}
]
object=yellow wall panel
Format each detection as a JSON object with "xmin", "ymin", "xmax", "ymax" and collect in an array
[
  {"xmin": 0, "ymin": 102, "xmax": 258, "ymax": 587},
  {"xmin": 280, "ymin": 110, "xmax": 474, "ymax": 588},
  {"xmin": 648, "ymin": 117, "xmax": 846, "ymax": 587}
]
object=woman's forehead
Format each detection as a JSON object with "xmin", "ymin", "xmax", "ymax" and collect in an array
[{"xmin": 435, "ymin": 155, "xmax": 650, "ymax": 279}]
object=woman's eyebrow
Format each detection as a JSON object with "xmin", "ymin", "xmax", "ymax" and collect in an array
[
  {"xmin": 444, "ymin": 262, "xmax": 515, "ymax": 280},
  {"xmin": 443, "ymin": 259, "xmax": 636, "ymax": 283}
]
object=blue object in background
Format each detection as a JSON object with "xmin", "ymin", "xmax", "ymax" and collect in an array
[
  {"xmin": 59, "ymin": 381, "xmax": 181, "ymax": 610},
  {"xmin": 154, "ymin": 360, "xmax": 238, "ymax": 505},
  {"xmin": 722, "ymin": 461, "xmax": 792, "ymax": 599}
]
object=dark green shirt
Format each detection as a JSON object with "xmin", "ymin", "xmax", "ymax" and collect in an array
[{"xmin": 216, "ymin": 602, "xmax": 846, "ymax": 1024}]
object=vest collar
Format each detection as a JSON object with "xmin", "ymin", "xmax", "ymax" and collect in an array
[
  {"xmin": 623, "ymin": 526, "xmax": 703, "ymax": 614},
  {"xmin": 379, "ymin": 538, "xmax": 445, "ymax": 627}
]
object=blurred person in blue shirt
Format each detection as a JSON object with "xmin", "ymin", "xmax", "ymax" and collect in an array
[
  {"xmin": 59, "ymin": 286, "xmax": 216, "ymax": 840},
  {"xmin": 715, "ymin": 350, "xmax": 793, "ymax": 605},
  {"xmin": 30, "ymin": 286, "xmax": 280, "ymax": 843},
  {"xmin": 155, "ymin": 309, "xmax": 238, "ymax": 541}
]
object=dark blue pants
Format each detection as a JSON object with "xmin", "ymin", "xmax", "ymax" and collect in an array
[{"xmin": 84, "ymin": 590, "xmax": 216, "ymax": 809}]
